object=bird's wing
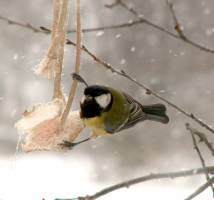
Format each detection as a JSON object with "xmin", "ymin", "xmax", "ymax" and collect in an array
[{"xmin": 116, "ymin": 93, "xmax": 147, "ymax": 132}]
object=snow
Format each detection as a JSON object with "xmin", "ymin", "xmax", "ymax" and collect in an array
[
  {"xmin": 203, "ymin": 8, "xmax": 211, "ymax": 15},
  {"xmin": 0, "ymin": 155, "xmax": 212, "ymax": 200},
  {"xmin": 130, "ymin": 46, "xmax": 136, "ymax": 52},
  {"xmin": 13, "ymin": 53, "xmax": 19, "ymax": 60},
  {"xmin": 96, "ymin": 31, "xmax": 104, "ymax": 37},
  {"xmin": 115, "ymin": 34, "xmax": 121, "ymax": 39},
  {"xmin": 120, "ymin": 59, "xmax": 126, "ymax": 65}
]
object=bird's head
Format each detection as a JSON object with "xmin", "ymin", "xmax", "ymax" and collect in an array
[{"xmin": 80, "ymin": 85, "xmax": 113, "ymax": 118}]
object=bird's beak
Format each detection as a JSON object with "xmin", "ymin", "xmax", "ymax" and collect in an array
[{"xmin": 81, "ymin": 95, "xmax": 92, "ymax": 104}]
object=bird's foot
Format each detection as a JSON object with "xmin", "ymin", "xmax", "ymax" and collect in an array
[{"xmin": 58, "ymin": 138, "xmax": 91, "ymax": 150}]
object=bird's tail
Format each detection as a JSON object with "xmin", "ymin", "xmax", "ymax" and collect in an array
[{"xmin": 142, "ymin": 104, "xmax": 169, "ymax": 124}]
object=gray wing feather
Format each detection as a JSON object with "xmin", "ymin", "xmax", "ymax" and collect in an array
[{"xmin": 116, "ymin": 93, "xmax": 147, "ymax": 132}]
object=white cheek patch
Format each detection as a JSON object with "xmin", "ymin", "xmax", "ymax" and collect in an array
[{"xmin": 95, "ymin": 93, "xmax": 111, "ymax": 109}]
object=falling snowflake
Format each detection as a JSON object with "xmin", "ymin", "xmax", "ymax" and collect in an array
[
  {"xmin": 13, "ymin": 53, "xmax": 19, "ymax": 60},
  {"xmin": 96, "ymin": 31, "xmax": 104, "ymax": 37},
  {"xmin": 120, "ymin": 59, "xmax": 126, "ymax": 65},
  {"xmin": 115, "ymin": 34, "xmax": 121, "ymax": 39},
  {"xmin": 130, "ymin": 46, "xmax": 136, "ymax": 52}
]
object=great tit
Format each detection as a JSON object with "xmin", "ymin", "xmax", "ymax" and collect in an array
[{"xmin": 80, "ymin": 85, "xmax": 169, "ymax": 137}]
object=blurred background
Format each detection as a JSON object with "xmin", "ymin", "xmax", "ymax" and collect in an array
[{"xmin": 1, "ymin": 0, "xmax": 214, "ymax": 199}]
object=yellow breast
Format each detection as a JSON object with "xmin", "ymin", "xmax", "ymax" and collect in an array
[
  {"xmin": 83, "ymin": 117, "xmax": 104, "ymax": 130},
  {"xmin": 83, "ymin": 117, "xmax": 110, "ymax": 137}
]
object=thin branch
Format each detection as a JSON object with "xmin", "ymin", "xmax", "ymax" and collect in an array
[
  {"xmin": 186, "ymin": 123, "xmax": 214, "ymax": 157},
  {"xmin": 184, "ymin": 177, "xmax": 214, "ymax": 200},
  {"xmin": 186, "ymin": 123, "xmax": 214, "ymax": 195},
  {"xmin": 0, "ymin": 15, "xmax": 44, "ymax": 33},
  {"xmin": 55, "ymin": 166, "xmax": 214, "ymax": 200},
  {"xmin": 67, "ymin": 19, "xmax": 144, "ymax": 33},
  {"xmin": 1, "ymin": 8, "xmax": 214, "ymax": 54},
  {"xmin": 1, "ymin": 14, "xmax": 145, "ymax": 34},
  {"xmin": 3, "ymin": 14, "xmax": 213, "ymax": 132},
  {"xmin": 166, "ymin": 0, "xmax": 186, "ymax": 39},
  {"xmin": 3, "ymin": 1, "xmax": 214, "ymax": 133},
  {"xmin": 113, "ymin": 0, "xmax": 214, "ymax": 54},
  {"xmin": 60, "ymin": 0, "xmax": 81, "ymax": 126},
  {"xmin": 65, "ymin": 38, "xmax": 214, "ymax": 135}
]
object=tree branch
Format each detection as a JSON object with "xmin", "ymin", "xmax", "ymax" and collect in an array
[
  {"xmin": 60, "ymin": 0, "xmax": 81, "ymax": 126},
  {"xmin": 186, "ymin": 123, "xmax": 214, "ymax": 157},
  {"xmin": 166, "ymin": 0, "xmax": 186, "ymax": 39},
  {"xmin": 2, "ymin": 0, "xmax": 214, "ymax": 55},
  {"xmin": 65, "ymin": 38, "xmax": 214, "ymax": 135},
  {"xmin": 2, "ymin": 9, "xmax": 214, "ymax": 134},
  {"xmin": 0, "ymin": 14, "xmax": 144, "ymax": 34},
  {"xmin": 184, "ymin": 177, "xmax": 214, "ymax": 200},
  {"xmin": 108, "ymin": 0, "xmax": 214, "ymax": 54},
  {"xmin": 0, "ymin": 15, "xmax": 44, "ymax": 32},
  {"xmin": 55, "ymin": 166, "xmax": 214, "ymax": 200},
  {"xmin": 186, "ymin": 123, "xmax": 214, "ymax": 195},
  {"xmin": 67, "ymin": 20, "xmax": 144, "ymax": 33}
]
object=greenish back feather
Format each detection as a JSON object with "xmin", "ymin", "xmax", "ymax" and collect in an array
[{"xmin": 102, "ymin": 87, "xmax": 130, "ymax": 133}]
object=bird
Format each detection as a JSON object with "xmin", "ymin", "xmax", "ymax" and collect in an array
[{"xmin": 80, "ymin": 85, "xmax": 169, "ymax": 137}]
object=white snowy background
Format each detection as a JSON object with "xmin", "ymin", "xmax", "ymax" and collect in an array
[{"xmin": 1, "ymin": 0, "xmax": 214, "ymax": 199}]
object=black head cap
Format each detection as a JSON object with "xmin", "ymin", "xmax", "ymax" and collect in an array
[
  {"xmin": 80, "ymin": 85, "xmax": 113, "ymax": 118},
  {"xmin": 84, "ymin": 85, "xmax": 110, "ymax": 97}
]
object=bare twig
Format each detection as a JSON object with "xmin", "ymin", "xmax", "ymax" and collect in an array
[
  {"xmin": 186, "ymin": 123, "xmax": 214, "ymax": 195},
  {"xmin": 60, "ymin": 0, "xmax": 81, "ymax": 126},
  {"xmin": 184, "ymin": 177, "xmax": 214, "ymax": 200},
  {"xmin": 114, "ymin": 0, "xmax": 214, "ymax": 54},
  {"xmin": 186, "ymin": 123, "xmax": 214, "ymax": 157},
  {"xmin": 55, "ymin": 166, "xmax": 214, "ymax": 200},
  {"xmin": 3, "ymin": 13, "xmax": 214, "ymax": 133},
  {"xmin": 6, "ymin": 0, "xmax": 214, "ymax": 143},
  {"xmin": 65, "ymin": 38, "xmax": 214, "ymax": 135},
  {"xmin": 1, "ymin": 7, "xmax": 214, "ymax": 54},
  {"xmin": 67, "ymin": 19, "xmax": 145, "ymax": 33},
  {"xmin": 1, "ymin": 14, "xmax": 145, "ymax": 34},
  {"xmin": 0, "ymin": 15, "xmax": 44, "ymax": 33},
  {"xmin": 166, "ymin": 0, "xmax": 186, "ymax": 39}
]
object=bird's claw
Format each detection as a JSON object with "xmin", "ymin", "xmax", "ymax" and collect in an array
[
  {"xmin": 58, "ymin": 137, "xmax": 91, "ymax": 150},
  {"xmin": 58, "ymin": 140, "xmax": 75, "ymax": 150}
]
